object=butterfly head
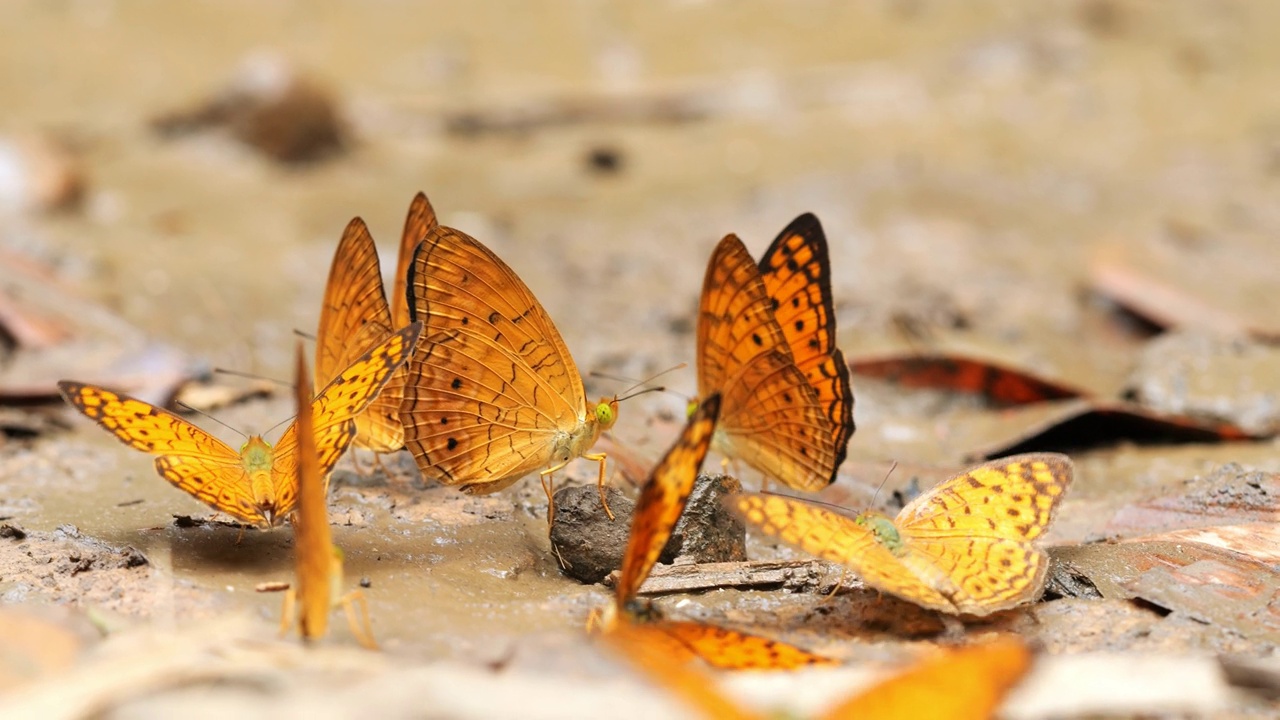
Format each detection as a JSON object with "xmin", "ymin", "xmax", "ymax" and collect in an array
[
  {"xmin": 594, "ymin": 397, "xmax": 619, "ymax": 431},
  {"xmin": 856, "ymin": 512, "xmax": 905, "ymax": 553},
  {"xmin": 239, "ymin": 436, "xmax": 274, "ymax": 470},
  {"xmin": 684, "ymin": 398, "xmax": 700, "ymax": 419},
  {"xmin": 621, "ymin": 596, "xmax": 662, "ymax": 624}
]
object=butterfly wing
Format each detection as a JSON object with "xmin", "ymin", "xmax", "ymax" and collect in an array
[
  {"xmin": 603, "ymin": 623, "xmax": 764, "ymax": 720},
  {"xmin": 898, "ymin": 453, "xmax": 1073, "ymax": 542},
  {"xmin": 697, "ymin": 235, "xmax": 837, "ymax": 491},
  {"xmin": 291, "ymin": 342, "xmax": 333, "ymax": 640},
  {"xmin": 757, "ymin": 214, "xmax": 854, "ymax": 474},
  {"xmin": 56, "ymin": 381, "xmax": 261, "ymax": 524},
  {"xmin": 820, "ymin": 636, "xmax": 1032, "ymax": 720},
  {"xmin": 893, "ymin": 453, "xmax": 1073, "ymax": 615},
  {"xmin": 616, "ymin": 394, "xmax": 720, "ymax": 607},
  {"xmin": 717, "ymin": 349, "xmax": 837, "ymax": 492},
  {"xmin": 315, "ymin": 217, "xmax": 404, "ymax": 453},
  {"xmin": 731, "ymin": 493, "xmax": 956, "ymax": 612},
  {"xmin": 652, "ymin": 619, "xmax": 834, "ymax": 670},
  {"xmin": 391, "ymin": 191, "xmax": 439, "ymax": 329},
  {"xmin": 274, "ymin": 323, "xmax": 422, "ymax": 514},
  {"xmin": 401, "ymin": 226, "xmax": 588, "ymax": 492}
]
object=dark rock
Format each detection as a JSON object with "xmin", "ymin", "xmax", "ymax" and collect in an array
[
  {"xmin": 549, "ymin": 486, "xmax": 634, "ymax": 584},
  {"xmin": 549, "ymin": 473, "xmax": 747, "ymax": 585},
  {"xmin": 661, "ymin": 474, "xmax": 746, "ymax": 565},
  {"xmin": 1, "ymin": 523, "xmax": 26, "ymax": 540},
  {"xmin": 1043, "ymin": 554, "xmax": 1104, "ymax": 601}
]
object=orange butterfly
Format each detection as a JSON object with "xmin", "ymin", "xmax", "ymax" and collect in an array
[
  {"xmin": 597, "ymin": 393, "xmax": 833, "ymax": 670},
  {"xmin": 58, "ymin": 323, "xmax": 421, "ymax": 527},
  {"xmin": 400, "ymin": 225, "xmax": 620, "ymax": 516},
  {"xmin": 315, "ymin": 192, "xmax": 438, "ymax": 455},
  {"xmin": 696, "ymin": 215, "xmax": 854, "ymax": 492},
  {"xmin": 606, "ymin": 630, "xmax": 1032, "ymax": 720},
  {"xmin": 280, "ymin": 341, "xmax": 377, "ymax": 649},
  {"xmin": 731, "ymin": 454, "xmax": 1073, "ymax": 615}
]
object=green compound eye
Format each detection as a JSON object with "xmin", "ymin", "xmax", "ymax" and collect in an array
[
  {"xmin": 685, "ymin": 399, "xmax": 699, "ymax": 418},
  {"xmin": 596, "ymin": 402, "xmax": 615, "ymax": 425}
]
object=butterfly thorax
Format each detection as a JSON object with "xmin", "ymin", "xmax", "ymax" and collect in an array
[
  {"xmin": 856, "ymin": 512, "xmax": 906, "ymax": 555},
  {"xmin": 240, "ymin": 436, "xmax": 278, "ymax": 518},
  {"xmin": 552, "ymin": 397, "xmax": 617, "ymax": 462}
]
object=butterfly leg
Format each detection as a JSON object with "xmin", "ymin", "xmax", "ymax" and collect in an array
[
  {"xmin": 820, "ymin": 568, "xmax": 852, "ymax": 604},
  {"xmin": 539, "ymin": 461, "xmax": 570, "ymax": 531},
  {"xmin": 278, "ymin": 587, "xmax": 297, "ymax": 638},
  {"xmin": 370, "ymin": 452, "xmax": 389, "ymax": 478},
  {"xmin": 339, "ymin": 589, "xmax": 379, "ymax": 650},
  {"xmin": 582, "ymin": 452, "xmax": 615, "ymax": 522}
]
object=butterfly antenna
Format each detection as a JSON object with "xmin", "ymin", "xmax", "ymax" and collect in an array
[
  {"xmin": 264, "ymin": 415, "xmax": 294, "ymax": 437},
  {"xmin": 615, "ymin": 386, "xmax": 666, "ymax": 404},
  {"xmin": 174, "ymin": 402, "xmax": 249, "ymax": 441},
  {"xmin": 293, "ymin": 328, "xmax": 317, "ymax": 342},
  {"xmin": 868, "ymin": 461, "xmax": 899, "ymax": 508},
  {"xmin": 590, "ymin": 363, "xmax": 688, "ymax": 398},
  {"xmin": 757, "ymin": 488, "xmax": 862, "ymax": 519},
  {"xmin": 213, "ymin": 367, "xmax": 294, "ymax": 388}
]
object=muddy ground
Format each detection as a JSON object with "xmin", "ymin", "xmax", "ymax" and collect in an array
[{"xmin": 4, "ymin": 2, "xmax": 1280, "ymax": 718}]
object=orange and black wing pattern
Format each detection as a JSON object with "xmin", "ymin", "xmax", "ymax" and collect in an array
[
  {"xmin": 757, "ymin": 213, "xmax": 854, "ymax": 477},
  {"xmin": 392, "ymin": 191, "xmax": 439, "ymax": 329},
  {"xmin": 615, "ymin": 394, "xmax": 721, "ymax": 608}
]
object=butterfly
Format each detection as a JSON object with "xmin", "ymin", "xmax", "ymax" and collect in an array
[
  {"xmin": 696, "ymin": 214, "xmax": 854, "ymax": 492},
  {"xmin": 597, "ymin": 393, "xmax": 834, "ymax": 670},
  {"xmin": 400, "ymin": 225, "xmax": 620, "ymax": 516},
  {"xmin": 58, "ymin": 322, "xmax": 421, "ymax": 528},
  {"xmin": 279, "ymin": 341, "xmax": 377, "ymax": 649},
  {"xmin": 605, "ymin": 629, "xmax": 1032, "ymax": 720},
  {"xmin": 731, "ymin": 453, "xmax": 1073, "ymax": 615},
  {"xmin": 315, "ymin": 192, "xmax": 438, "ymax": 455}
]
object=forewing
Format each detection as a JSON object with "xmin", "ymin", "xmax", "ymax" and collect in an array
[
  {"xmin": 316, "ymin": 218, "xmax": 407, "ymax": 453},
  {"xmin": 899, "ymin": 453, "xmax": 1073, "ymax": 543},
  {"xmin": 821, "ymin": 636, "xmax": 1032, "ymax": 720},
  {"xmin": 757, "ymin": 213, "xmax": 854, "ymax": 471},
  {"xmin": 315, "ymin": 218, "xmax": 396, "ymax": 386},
  {"xmin": 274, "ymin": 323, "xmax": 422, "ymax": 512},
  {"xmin": 615, "ymin": 395, "xmax": 720, "ymax": 607},
  {"xmin": 292, "ymin": 343, "xmax": 332, "ymax": 639},
  {"xmin": 654, "ymin": 620, "xmax": 835, "ymax": 670},
  {"xmin": 391, "ymin": 191, "xmax": 439, "ymax": 328},
  {"xmin": 56, "ymin": 381, "xmax": 259, "ymax": 523},
  {"xmin": 401, "ymin": 226, "xmax": 586, "ymax": 490},
  {"xmin": 731, "ymin": 493, "xmax": 955, "ymax": 612},
  {"xmin": 696, "ymin": 234, "xmax": 792, "ymax": 397},
  {"xmin": 602, "ymin": 624, "xmax": 763, "ymax": 720}
]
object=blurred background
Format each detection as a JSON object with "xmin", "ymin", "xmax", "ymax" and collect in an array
[
  {"xmin": 5, "ymin": 0, "xmax": 1279, "ymax": 393},
  {"xmin": 6, "ymin": 5, "xmax": 1280, "ymax": 715}
]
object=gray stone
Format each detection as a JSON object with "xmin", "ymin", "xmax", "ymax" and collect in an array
[{"xmin": 549, "ymin": 473, "xmax": 747, "ymax": 585}]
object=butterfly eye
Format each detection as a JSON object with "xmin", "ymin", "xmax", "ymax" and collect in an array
[
  {"xmin": 685, "ymin": 399, "xmax": 699, "ymax": 419},
  {"xmin": 596, "ymin": 402, "xmax": 615, "ymax": 425}
]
